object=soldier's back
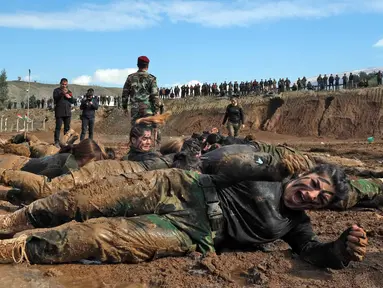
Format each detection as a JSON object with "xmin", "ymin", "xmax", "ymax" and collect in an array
[{"xmin": 128, "ymin": 71, "xmax": 156, "ymax": 103}]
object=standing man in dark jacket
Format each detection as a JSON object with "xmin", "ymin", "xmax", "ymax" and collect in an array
[
  {"xmin": 80, "ymin": 88, "xmax": 99, "ymax": 141},
  {"xmin": 53, "ymin": 78, "xmax": 75, "ymax": 147},
  {"xmin": 222, "ymin": 98, "xmax": 245, "ymax": 138}
]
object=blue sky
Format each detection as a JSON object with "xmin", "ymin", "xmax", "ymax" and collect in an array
[{"xmin": 0, "ymin": 0, "xmax": 382, "ymax": 88}]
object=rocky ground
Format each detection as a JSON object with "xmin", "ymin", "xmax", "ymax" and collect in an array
[{"xmin": 0, "ymin": 89, "xmax": 382, "ymax": 288}]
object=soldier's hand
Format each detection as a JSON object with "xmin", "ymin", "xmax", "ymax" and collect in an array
[
  {"xmin": 345, "ymin": 224, "xmax": 368, "ymax": 261},
  {"xmin": 242, "ymin": 124, "xmax": 245, "ymax": 128}
]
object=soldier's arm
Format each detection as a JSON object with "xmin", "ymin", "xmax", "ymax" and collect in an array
[
  {"xmin": 149, "ymin": 76, "xmax": 160, "ymax": 114},
  {"xmin": 239, "ymin": 107, "xmax": 245, "ymax": 125},
  {"xmin": 53, "ymin": 88, "xmax": 63, "ymax": 103},
  {"xmin": 204, "ymin": 151, "xmax": 290, "ymax": 187},
  {"xmin": 222, "ymin": 106, "xmax": 229, "ymax": 125},
  {"xmin": 330, "ymin": 178, "xmax": 383, "ymax": 210},
  {"xmin": 282, "ymin": 213, "xmax": 348, "ymax": 269},
  {"xmin": 122, "ymin": 77, "xmax": 131, "ymax": 110}
]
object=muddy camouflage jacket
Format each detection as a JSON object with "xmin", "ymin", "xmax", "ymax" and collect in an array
[
  {"xmin": 21, "ymin": 153, "xmax": 78, "ymax": 179},
  {"xmin": 123, "ymin": 146, "xmax": 174, "ymax": 171}
]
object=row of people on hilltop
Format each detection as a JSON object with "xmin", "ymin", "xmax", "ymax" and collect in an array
[{"xmin": 158, "ymin": 70, "xmax": 382, "ymax": 99}]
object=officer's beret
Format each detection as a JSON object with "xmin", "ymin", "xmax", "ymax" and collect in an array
[{"xmin": 138, "ymin": 56, "xmax": 150, "ymax": 63}]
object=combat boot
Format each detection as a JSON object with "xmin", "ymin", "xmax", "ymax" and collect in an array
[
  {"xmin": 0, "ymin": 208, "xmax": 34, "ymax": 237},
  {"xmin": 0, "ymin": 235, "xmax": 29, "ymax": 264}
]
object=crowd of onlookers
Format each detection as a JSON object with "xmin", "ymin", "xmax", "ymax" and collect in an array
[
  {"xmin": 158, "ymin": 70, "xmax": 382, "ymax": 99},
  {"xmin": 5, "ymin": 71, "xmax": 383, "ymax": 110}
]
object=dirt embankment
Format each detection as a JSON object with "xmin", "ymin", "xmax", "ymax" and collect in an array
[
  {"xmin": 2, "ymin": 87, "xmax": 383, "ymax": 140},
  {"xmin": 160, "ymin": 87, "xmax": 383, "ymax": 139}
]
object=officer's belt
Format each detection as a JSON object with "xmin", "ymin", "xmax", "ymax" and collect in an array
[{"xmin": 198, "ymin": 175, "xmax": 225, "ymax": 232}]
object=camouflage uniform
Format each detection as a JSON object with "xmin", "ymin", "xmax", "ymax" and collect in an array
[
  {"xmin": 122, "ymin": 70, "xmax": 160, "ymax": 126},
  {"xmin": 0, "ymin": 149, "xmax": 176, "ymax": 206},
  {"xmin": 21, "ymin": 169, "xmax": 215, "ymax": 264},
  {"xmin": 329, "ymin": 178, "xmax": 383, "ymax": 210},
  {"xmin": 252, "ymin": 142, "xmax": 315, "ymax": 174}
]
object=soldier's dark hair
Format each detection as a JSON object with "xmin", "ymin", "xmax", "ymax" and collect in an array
[
  {"xmin": 302, "ymin": 164, "xmax": 349, "ymax": 205},
  {"xmin": 59, "ymin": 138, "xmax": 106, "ymax": 167},
  {"xmin": 104, "ymin": 147, "xmax": 116, "ymax": 160},
  {"xmin": 60, "ymin": 78, "xmax": 68, "ymax": 84},
  {"xmin": 181, "ymin": 138, "xmax": 201, "ymax": 156},
  {"xmin": 137, "ymin": 60, "xmax": 149, "ymax": 69},
  {"xmin": 129, "ymin": 125, "xmax": 152, "ymax": 142},
  {"xmin": 172, "ymin": 151, "xmax": 202, "ymax": 172},
  {"xmin": 206, "ymin": 133, "xmax": 219, "ymax": 145}
]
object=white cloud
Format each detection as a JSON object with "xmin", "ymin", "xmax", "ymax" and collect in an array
[
  {"xmin": 0, "ymin": 0, "xmax": 383, "ymax": 31},
  {"xmin": 23, "ymin": 74, "xmax": 39, "ymax": 81},
  {"xmin": 374, "ymin": 39, "xmax": 383, "ymax": 47},
  {"xmin": 72, "ymin": 75, "xmax": 92, "ymax": 85},
  {"xmin": 72, "ymin": 68, "xmax": 136, "ymax": 86},
  {"xmin": 93, "ymin": 68, "xmax": 137, "ymax": 85}
]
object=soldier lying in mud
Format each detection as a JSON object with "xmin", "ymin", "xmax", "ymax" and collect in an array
[
  {"xmin": 0, "ymin": 130, "xmax": 79, "ymax": 158},
  {"xmin": 0, "ymin": 127, "xmax": 382, "ymax": 210},
  {"xmin": 0, "ymin": 149, "xmax": 368, "ymax": 269},
  {"xmin": 0, "ymin": 125, "xmax": 181, "ymax": 204},
  {"xmin": 0, "ymin": 139, "xmax": 114, "ymax": 180}
]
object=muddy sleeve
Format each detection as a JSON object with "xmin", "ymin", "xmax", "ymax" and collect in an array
[
  {"xmin": 149, "ymin": 76, "xmax": 160, "ymax": 114},
  {"xmin": 140, "ymin": 156, "xmax": 173, "ymax": 170},
  {"xmin": 282, "ymin": 214, "xmax": 346, "ymax": 269},
  {"xmin": 210, "ymin": 153, "xmax": 289, "ymax": 188},
  {"xmin": 222, "ymin": 106, "xmax": 229, "ymax": 125},
  {"xmin": 122, "ymin": 77, "xmax": 131, "ymax": 110}
]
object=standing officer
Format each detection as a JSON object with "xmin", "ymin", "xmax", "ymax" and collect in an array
[
  {"xmin": 122, "ymin": 56, "xmax": 160, "ymax": 145},
  {"xmin": 53, "ymin": 78, "xmax": 75, "ymax": 147}
]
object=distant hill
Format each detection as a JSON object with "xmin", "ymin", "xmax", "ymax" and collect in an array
[{"xmin": 7, "ymin": 81, "xmax": 122, "ymax": 102}]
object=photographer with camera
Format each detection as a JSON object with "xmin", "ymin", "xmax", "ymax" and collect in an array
[{"xmin": 80, "ymin": 88, "xmax": 99, "ymax": 141}]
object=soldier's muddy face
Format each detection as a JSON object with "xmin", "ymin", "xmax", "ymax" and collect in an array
[
  {"xmin": 132, "ymin": 130, "xmax": 152, "ymax": 152},
  {"xmin": 283, "ymin": 173, "xmax": 335, "ymax": 210}
]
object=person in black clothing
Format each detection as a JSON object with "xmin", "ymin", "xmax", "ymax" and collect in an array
[
  {"xmin": 222, "ymin": 98, "xmax": 245, "ymax": 137},
  {"xmin": 80, "ymin": 88, "xmax": 99, "ymax": 141},
  {"xmin": 53, "ymin": 78, "xmax": 76, "ymax": 147}
]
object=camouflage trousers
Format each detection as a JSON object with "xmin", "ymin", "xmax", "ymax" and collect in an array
[
  {"xmin": 0, "ymin": 160, "xmax": 147, "ymax": 205},
  {"xmin": 21, "ymin": 169, "xmax": 214, "ymax": 264},
  {"xmin": 226, "ymin": 122, "xmax": 241, "ymax": 137}
]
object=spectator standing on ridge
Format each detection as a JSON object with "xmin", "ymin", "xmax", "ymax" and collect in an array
[
  {"xmin": 80, "ymin": 88, "xmax": 99, "ymax": 141},
  {"xmin": 53, "ymin": 78, "xmax": 75, "ymax": 148},
  {"xmin": 342, "ymin": 73, "xmax": 348, "ymax": 89},
  {"xmin": 377, "ymin": 70, "xmax": 382, "ymax": 85}
]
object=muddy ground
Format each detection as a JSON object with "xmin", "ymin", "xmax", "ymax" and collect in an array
[{"xmin": 0, "ymin": 89, "xmax": 383, "ymax": 288}]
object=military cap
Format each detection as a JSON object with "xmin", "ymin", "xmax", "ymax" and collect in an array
[{"xmin": 137, "ymin": 56, "xmax": 150, "ymax": 63}]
